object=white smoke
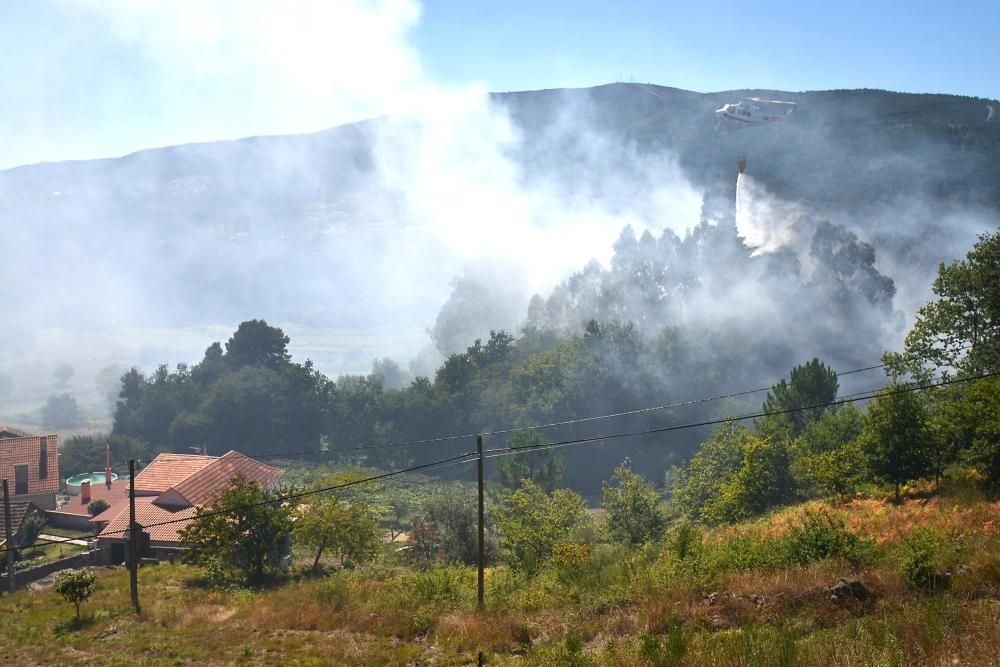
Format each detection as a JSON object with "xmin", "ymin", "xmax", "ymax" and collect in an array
[
  {"xmin": 0, "ymin": 0, "xmax": 705, "ymax": 416},
  {"xmin": 735, "ymin": 172, "xmax": 815, "ymax": 273}
]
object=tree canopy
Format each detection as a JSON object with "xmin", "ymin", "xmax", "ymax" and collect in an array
[{"xmin": 903, "ymin": 230, "xmax": 1000, "ymax": 376}]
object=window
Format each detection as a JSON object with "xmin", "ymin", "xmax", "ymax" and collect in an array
[
  {"xmin": 14, "ymin": 464, "xmax": 28, "ymax": 495},
  {"xmin": 39, "ymin": 436, "xmax": 48, "ymax": 480}
]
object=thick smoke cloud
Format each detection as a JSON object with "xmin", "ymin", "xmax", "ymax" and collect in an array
[
  {"xmin": 0, "ymin": 0, "xmax": 703, "ymax": 421},
  {"xmin": 1, "ymin": 2, "xmax": 996, "ymax": 429}
]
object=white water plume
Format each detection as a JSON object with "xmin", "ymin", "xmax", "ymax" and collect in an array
[{"xmin": 735, "ymin": 172, "xmax": 816, "ymax": 275}]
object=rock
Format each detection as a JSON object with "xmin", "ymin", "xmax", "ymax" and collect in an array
[{"xmin": 827, "ymin": 578, "xmax": 868, "ymax": 601}]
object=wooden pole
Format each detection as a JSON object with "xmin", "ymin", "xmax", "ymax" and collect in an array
[
  {"xmin": 128, "ymin": 459, "xmax": 140, "ymax": 614},
  {"xmin": 477, "ymin": 435, "xmax": 485, "ymax": 611},
  {"xmin": 3, "ymin": 479, "xmax": 13, "ymax": 593}
]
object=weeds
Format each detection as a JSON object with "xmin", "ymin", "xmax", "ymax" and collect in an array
[{"xmin": 897, "ymin": 528, "xmax": 940, "ymax": 590}]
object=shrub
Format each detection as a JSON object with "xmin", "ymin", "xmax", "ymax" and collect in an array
[
  {"xmin": 54, "ymin": 569, "xmax": 97, "ymax": 619},
  {"xmin": 705, "ymin": 436, "xmax": 794, "ymax": 524},
  {"xmin": 494, "ymin": 479, "xmax": 586, "ymax": 573},
  {"xmin": 898, "ymin": 529, "xmax": 940, "ymax": 591},
  {"xmin": 87, "ymin": 499, "xmax": 110, "ymax": 516},
  {"xmin": 782, "ymin": 512, "xmax": 875, "ymax": 569},
  {"xmin": 602, "ymin": 462, "xmax": 665, "ymax": 545},
  {"xmin": 667, "ymin": 522, "xmax": 700, "ymax": 562}
]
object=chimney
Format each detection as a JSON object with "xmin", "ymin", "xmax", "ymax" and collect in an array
[
  {"xmin": 81, "ymin": 480, "xmax": 91, "ymax": 503},
  {"xmin": 105, "ymin": 443, "xmax": 112, "ymax": 489}
]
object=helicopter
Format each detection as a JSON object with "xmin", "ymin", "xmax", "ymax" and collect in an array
[{"xmin": 715, "ymin": 97, "xmax": 796, "ymax": 127}]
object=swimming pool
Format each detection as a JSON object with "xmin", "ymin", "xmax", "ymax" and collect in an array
[{"xmin": 65, "ymin": 471, "xmax": 119, "ymax": 495}]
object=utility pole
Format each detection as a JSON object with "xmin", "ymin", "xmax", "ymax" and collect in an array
[
  {"xmin": 3, "ymin": 480, "xmax": 13, "ymax": 593},
  {"xmin": 476, "ymin": 435, "xmax": 485, "ymax": 611},
  {"xmin": 128, "ymin": 459, "xmax": 140, "ymax": 614}
]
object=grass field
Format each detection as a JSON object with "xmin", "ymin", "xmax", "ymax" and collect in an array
[{"xmin": 1, "ymin": 480, "xmax": 997, "ymax": 666}]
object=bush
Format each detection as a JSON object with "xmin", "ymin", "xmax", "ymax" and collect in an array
[
  {"xmin": 54, "ymin": 569, "xmax": 97, "ymax": 619},
  {"xmin": 666, "ymin": 522, "xmax": 700, "ymax": 562},
  {"xmin": 705, "ymin": 436, "xmax": 794, "ymax": 524},
  {"xmin": 602, "ymin": 462, "xmax": 665, "ymax": 545},
  {"xmin": 898, "ymin": 529, "xmax": 940, "ymax": 591},
  {"xmin": 782, "ymin": 512, "xmax": 874, "ymax": 569},
  {"xmin": 87, "ymin": 499, "xmax": 110, "ymax": 516},
  {"xmin": 494, "ymin": 480, "xmax": 586, "ymax": 573},
  {"xmin": 421, "ymin": 486, "xmax": 493, "ymax": 565}
]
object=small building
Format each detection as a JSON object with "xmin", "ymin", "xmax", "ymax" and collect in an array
[
  {"xmin": 96, "ymin": 450, "xmax": 283, "ymax": 564},
  {"xmin": 0, "ymin": 425, "xmax": 60, "ymax": 510}
]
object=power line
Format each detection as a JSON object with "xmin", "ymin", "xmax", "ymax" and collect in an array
[
  {"xmin": 480, "ymin": 371, "xmax": 995, "ymax": 461},
  {"xmin": 12, "ymin": 369, "xmax": 995, "ymax": 557},
  {"xmin": 249, "ymin": 343, "xmax": 978, "ymax": 460},
  {"xmin": 0, "ymin": 451, "xmax": 478, "ymax": 555}
]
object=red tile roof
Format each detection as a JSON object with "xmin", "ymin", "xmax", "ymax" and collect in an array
[
  {"xmin": 133, "ymin": 453, "xmax": 216, "ymax": 494},
  {"xmin": 0, "ymin": 434, "xmax": 60, "ymax": 496},
  {"xmin": 95, "ymin": 450, "xmax": 283, "ymax": 547},
  {"xmin": 98, "ymin": 497, "xmax": 198, "ymax": 544},
  {"xmin": 0, "ymin": 425, "xmax": 35, "ymax": 439},
  {"xmin": 156, "ymin": 451, "xmax": 283, "ymax": 508},
  {"xmin": 51, "ymin": 478, "xmax": 131, "ymax": 518}
]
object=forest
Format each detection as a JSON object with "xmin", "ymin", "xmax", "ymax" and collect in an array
[{"xmin": 56, "ymin": 225, "xmax": 998, "ymax": 517}]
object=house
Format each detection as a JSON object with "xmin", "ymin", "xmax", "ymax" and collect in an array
[
  {"xmin": 0, "ymin": 425, "xmax": 60, "ymax": 510},
  {"xmin": 46, "ymin": 474, "xmax": 133, "ymax": 531},
  {"xmin": 96, "ymin": 450, "xmax": 283, "ymax": 564},
  {"xmin": 0, "ymin": 501, "xmax": 45, "ymax": 550}
]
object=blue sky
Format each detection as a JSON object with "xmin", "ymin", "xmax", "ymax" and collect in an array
[
  {"xmin": 413, "ymin": 0, "xmax": 997, "ymax": 96},
  {"xmin": 1, "ymin": 0, "xmax": 996, "ymax": 169}
]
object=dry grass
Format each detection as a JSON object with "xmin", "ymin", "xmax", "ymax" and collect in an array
[{"xmin": 0, "ymin": 483, "xmax": 997, "ymax": 665}]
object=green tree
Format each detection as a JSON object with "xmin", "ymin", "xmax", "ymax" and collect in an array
[
  {"xmin": 59, "ymin": 434, "xmax": 148, "ymax": 479},
  {"xmin": 495, "ymin": 430, "xmax": 565, "ymax": 493},
  {"xmin": 790, "ymin": 405, "xmax": 867, "ymax": 498},
  {"xmin": 668, "ymin": 421, "xmax": 748, "ymax": 522},
  {"xmin": 295, "ymin": 472, "xmax": 382, "ymax": 572},
  {"xmin": 929, "ymin": 376, "xmax": 1000, "ymax": 489},
  {"xmin": 95, "ymin": 364, "xmax": 128, "ymax": 413},
  {"xmin": 602, "ymin": 461, "xmax": 664, "ymax": 544},
  {"xmin": 87, "ymin": 499, "xmax": 110, "ymax": 516},
  {"xmin": 180, "ymin": 475, "xmax": 295, "ymax": 585},
  {"xmin": 902, "ymin": 230, "xmax": 1000, "ymax": 377},
  {"xmin": 224, "ymin": 319, "xmax": 291, "ymax": 370},
  {"xmin": 41, "ymin": 393, "xmax": 83, "ymax": 428},
  {"xmin": 705, "ymin": 435, "xmax": 794, "ymax": 524},
  {"xmin": 422, "ymin": 486, "xmax": 487, "ymax": 565},
  {"xmin": 54, "ymin": 569, "xmax": 96, "ymax": 620},
  {"xmin": 493, "ymin": 479, "xmax": 586, "ymax": 573},
  {"xmin": 762, "ymin": 358, "xmax": 839, "ymax": 436},
  {"xmin": 860, "ymin": 385, "xmax": 934, "ymax": 503}
]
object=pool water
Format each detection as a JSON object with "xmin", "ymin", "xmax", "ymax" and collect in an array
[{"xmin": 65, "ymin": 471, "xmax": 119, "ymax": 495}]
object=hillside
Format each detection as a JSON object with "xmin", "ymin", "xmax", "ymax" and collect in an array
[
  {"xmin": 3, "ymin": 481, "xmax": 997, "ymax": 666},
  {"xmin": 2, "ymin": 84, "xmax": 997, "ymax": 331}
]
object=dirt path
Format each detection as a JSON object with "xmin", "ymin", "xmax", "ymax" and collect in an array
[{"xmin": 987, "ymin": 104, "xmax": 996, "ymax": 122}]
